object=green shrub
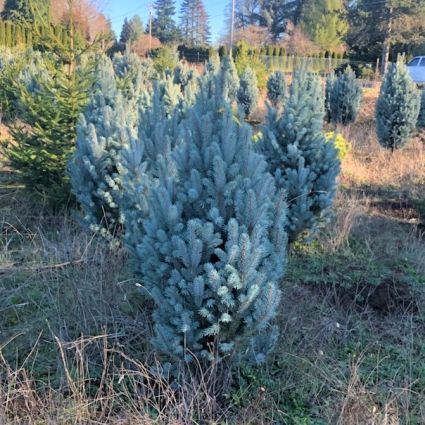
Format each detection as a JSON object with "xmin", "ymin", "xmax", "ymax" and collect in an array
[
  {"xmin": 150, "ymin": 46, "xmax": 178, "ymax": 75},
  {"xmin": 325, "ymin": 132, "xmax": 351, "ymax": 160},
  {"xmin": 234, "ymin": 41, "xmax": 267, "ymax": 89}
]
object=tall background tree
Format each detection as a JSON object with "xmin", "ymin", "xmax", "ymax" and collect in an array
[
  {"xmin": 348, "ymin": 0, "xmax": 425, "ymax": 69},
  {"xmin": 120, "ymin": 15, "xmax": 144, "ymax": 48},
  {"xmin": 300, "ymin": 0, "xmax": 348, "ymax": 52},
  {"xmin": 152, "ymin": 0, "xmax": 179, "ymax": 44},
  {"xmin": 179, "ymin": 0, "xmax": 210, "ymax": 46}
]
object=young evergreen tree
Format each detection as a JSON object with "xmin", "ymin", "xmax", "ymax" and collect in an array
[
  {"xmin": 70, "ymin": 56, "xmax": 184, "ymax": 242},
  {"xmin": 69, "ymin": 56, "xmax": 136, "ymax": 240},
  {"xmin": 152, "ymin": 0, "xmax": 179, "ymax": 44},
  {"xmin": 220, "ymin": 55, "xmax": 239, "ymax": 102},
  {"xmin": 123, "ymin": 65, "xmax": 287, "ymax": 367},
  {"xmin": 259, "ymin": 65, "xmax": 340, "ymax": 243},
  {"xmin": 326, "ymin": 66, "xmax": 362, "ymax": 125},
  {"xmin": 1, "ymin": 2, "xmax": 96, "ymax": 205},
  {"xmin": 376, "ymin": 58, "xmax": 420, "ymax": 152},
  {"xmin": 267, "ymin": 70, "xmax": 286, "ymax": 108},
  {"xmin": 237, "ymin": 66, "xmax": 258, "ymax": 118}
]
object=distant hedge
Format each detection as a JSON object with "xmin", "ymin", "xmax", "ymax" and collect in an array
[{"xmin": 177, "ymin": 45, "xmax": 215, "ymax": 63}]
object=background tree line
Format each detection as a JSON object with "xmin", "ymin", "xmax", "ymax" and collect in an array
[{"xmin": 1, "ymin": 0, "xmax": 424, "ymax": 69}]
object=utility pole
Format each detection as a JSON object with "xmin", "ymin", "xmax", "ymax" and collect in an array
[{"xmin": 230, "ymin": 0, "xmax": 235, "ymax": 57}]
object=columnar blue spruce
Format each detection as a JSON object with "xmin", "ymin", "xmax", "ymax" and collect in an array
[
  {"xmin": 376, "ymin": 58, "xmax": 420, "ymax": 151},
  {"xmin": 69, "ymin": 56, "xmax": 135, "ymax": 241},
  {"xmin": 259, "ymin": 66, "xmax": 340, "ymax": 243},
  {"xmin": 220, "ymin": 55, "xmax": 239, "ymax": 102},
  {"xmin": 326, "ymin": 66, "xmax": 362, "ymax": 125},
  {"xmin": 125, "ymin": 66, "xmax": 288, "ymax": 367},
  {"xmin": 237, "ymin": 66, "xmax": 259, "ymax": 118},
  {"xmin": 267, "ymin": 71, "xmax": 286, "ymax": 108}
]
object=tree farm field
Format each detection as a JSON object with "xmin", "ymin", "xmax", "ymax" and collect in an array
[{"xmin": 1, "ymin": 79, "xmax": 425, "ymax": 424}]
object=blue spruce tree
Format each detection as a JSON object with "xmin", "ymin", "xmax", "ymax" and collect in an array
[
  {"xmin": 376, "ymin": 58, "xmax": 420, "ymax": 152},
  {"xmin": 220, "ymin": 55, "xmax": 239, "ymax": 102},
  {"xmin": 326, "ymin": 66, "xmax": 362, "ymax": 125},
  {"xmin": 69, "ymin": 56, "xmax": 135, "ymax": 241},
  {"xmin": 259, "ymin": 66, "xmax": 340, "ymax": 243},
  {"xmin": 237, "ymin": 66, "xmax": 259, "ymax": 118},
  {"xmin": 70, "ymin": 55, "xmax": 185, "ymax": 243},
  {"xmin": 267, "ymin": 71, "xmax": 286, "ymax": 109},
  {"xmin": 124, "ymin": 65, "xmax": 287, "ymax": 366}
]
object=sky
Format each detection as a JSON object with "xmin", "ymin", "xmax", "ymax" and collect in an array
[{"xmin": 103, "ymin": 0, "xmax": 229, "ymax": 44}]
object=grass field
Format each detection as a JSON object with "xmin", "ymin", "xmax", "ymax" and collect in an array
[{"xmin": 1, "ymin": 88, "xmax": 425, "ymax": 424}]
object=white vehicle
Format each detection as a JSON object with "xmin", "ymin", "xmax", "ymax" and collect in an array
[{"xmin": 407, "ymin": 56, "xmax": 425, "ymax": 84}]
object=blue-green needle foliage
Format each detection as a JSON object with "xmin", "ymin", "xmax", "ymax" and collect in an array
[
  {"xmin": 376, "ymin": 58, "xmax": 420, "ymax": 151},
  {"xmin": 259, "ymin": 66, "xmax": 340, "ymax": 243},
  {"xmin": 220, "ymin": 55, "xmax": 240, "ymax": 102},
  {"xmin": 326, "ymin": 66, "xmax": 362, "ymax": 125},
  {"xmin": 113, "ymin": 51, "xmax": 154, "ymax": 99},
  {"xmin": 128, "ymin": 66, "xmax": 288, "ymax": 366},
  {"xmin": 120, "ymin": 77, "xmax": 184, "ymax": 254},
  {"xmin": 267, "ymin": 71, "xmax": 286, "ymax": 108},
  {"xmin": 238, "ymin": 66, "xmax": 259, "ymax": 118},
  {"xmin": 69, "ymin": 55, "xmax": 136, "ymax": 241}
]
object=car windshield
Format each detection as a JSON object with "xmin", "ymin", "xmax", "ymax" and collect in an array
[{"xmin": 408, "ymin": 57, "xmax": 421, "ymax": 66}]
